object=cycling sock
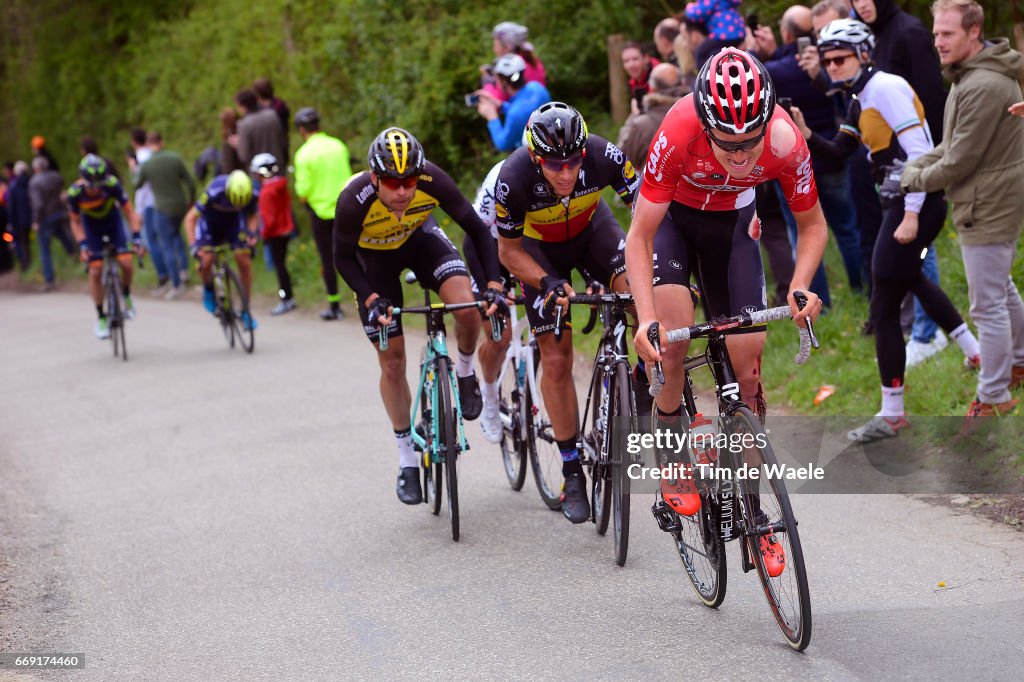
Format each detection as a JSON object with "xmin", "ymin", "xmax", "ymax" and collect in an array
[
  {"xmin": 123, "ymin": 286, "xmax": 131, "ymax": 298},
  {"xmin": 327, "ymin": 293, "xmax": 341, "ymax": 312},
  {"xmin": 96, "ymin": 305, "xmax": 105, "ymax": 319},
  {"xmin": 456, "ymin": 347, "xmax": 475, "ymax": 378},
  {"xmin": 950, "ymin": 323, "xmax": 980, "ymax": 359},
  {"xmin": 481, "ymin": 379, "xmax": 499, "ymax": 405},
  {"xmin": 655, "ymin": 404, "xmax": 683, "ymax": 426},
  {"xmin": 879, "ymin": 384, "xmax": 905, "ymax": 418},
  {"xmin": 203, "ymin": 283, "xmax": 214, "ymax": 294},
  {"xmin": 558, "ymin": 437, "xmax": 583, "ymax": 477},
  {"xmin": 395, "ymin": 428, "xmax": 418, "ymax": 469}
]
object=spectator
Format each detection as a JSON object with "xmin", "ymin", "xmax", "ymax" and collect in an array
[
  {"xmin": 28, "ymin": 156, "xmax": 75, "ymax": 289},
  {"xmin": 685, "ymin": 0, "xmax": 746, "ymax": 67},
  {"xmin": 79, "ymin": 136, "xmax": 120, "ymax": 181},
  {"xmin": 293, "ymin": 107, "xmax": 352, "ymax": 320},
  {"xmin": 193, "ymin": 146, "xmax": 222, "ymax": 183},
  {"xmin": 616, "ymin": 63, "xmax": 684, "ymax": 167},
  {"xmin": 654, "ymin": 18, "xmax": 681, "ymax": 66},
  {"xmin": 137, "ymin": 131, "xmax": 196, "ymax": 298},
  {"xmin": 475, "ymin": 54, "xmax": 551, "ymax": 152},
  {"xmin": 219, "ymin": 108, "xmax": 245, "ymax": 173},
  {"xmin": 7, "ymin": 161, "xmax": 33, "ymax": 270},
  {"xmin": 755, "ymin": 4, "xmax": 864, "ymax": 306},
  {"xmin": 253, "ymin": 77, "xmax": 291, "ymax": 158},
  {"xmin": 250, "ymin": 153, "xmax": 296, "ymax": 315},
  {"xmin": 852, "ymin": 0, "xmax": 948, "ymax": 359},
  {"xmin": 901, "ymin": 0, "xmax": 1024, "ymax": 419},
  {"xmin": 234, "ymin": 88, "xmax": 287, "ymax": 171},
  {"xmin": 621, "ymin": 41, "xmax": 660, "ymax": 115},
  {"xmin": 675, "ymin": 20, "xmax": 705, "ymax": 91},
  {"xmin": 31, "ymin": 136, "xmax": 59, "ymax": 173},
  {"xmin": 481, "ymin": 22, "xmax": 547, "ymax": 103},
  {"xmin": 128, "ymin": 127, "xmax": 169, "ymax": 294}
]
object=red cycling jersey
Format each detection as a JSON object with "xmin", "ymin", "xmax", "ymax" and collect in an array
[{"xmin": 640, "ymin": 95, "xmax": 819, "ymax": 213}]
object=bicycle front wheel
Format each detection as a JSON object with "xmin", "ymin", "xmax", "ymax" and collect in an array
[
  {"xmin": 106, "ymin": 271, "xmax": 127, "ymax": 361},
  {"xmin": 499, "ymin": 355, "xmax": 528, "ymax": 490},
  {"xmin": 226, "ymin": 266, "xmax": 254, "ymax": 353},
  {"xmin": 213, "ymin": 271, "xmax": 233, "ymax": 347},
  {"xmin": 609, "ymin": 363, "xmax": 634, "ymax": 566},
  {"xmin": 587, "ymin": 366, "xmax": 611, "ymax": 536},
  {"xmin": 437, "ymin": 359, "xmax": 460, "ymax": 541},
  {"xmin": 727, "ymin": 406, "xmax": 812, "ymax": 651},
  {"xmin": 526, "ymin": 345, "xmax": 563, "ymax": 510}
]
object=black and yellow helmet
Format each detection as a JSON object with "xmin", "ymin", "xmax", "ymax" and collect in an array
[{"xmin": 367, "ymin": 127, "xmax": 426, "ymax": 179}]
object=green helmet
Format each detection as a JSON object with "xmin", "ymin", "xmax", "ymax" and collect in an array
[
  {"xmin": 79, "ymin": 154, "xmax": 109, "ymax": 186},
  {"xmin": 225, "ymin": 170, "xmax": 253, "ymax": 207}
]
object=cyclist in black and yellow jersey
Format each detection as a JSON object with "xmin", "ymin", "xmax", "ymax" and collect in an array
[
  {"xmin": 495, "ymin": 102, "xmax": 639, "ymax": 524},
  {"xmin": 334, "ymin": 127, "xmax": 504, "ymax": 505}
]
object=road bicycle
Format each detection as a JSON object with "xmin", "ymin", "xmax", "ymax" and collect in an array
[
  {"xmin": 493, "ymin": 281, "xmax": 533, "ymax": 492},
  {"xmin": 573, "ymin": 291, "xmax": 637, "ymax": 567},
  {"xmin": 380, "ymin": 272, "xmax": 500, "ymax": 541},
  {"xmin": 99, "ymin": 237, "xmax": 129, "ymax": 361},
  {"xmin": 209, "ymin": 244, "xmax": 254, "ymax": 353},
  {"xmin": 647, "ymin": 293, "xmax": 817, "ymax": 650}
]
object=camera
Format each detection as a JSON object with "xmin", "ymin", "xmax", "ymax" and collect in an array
[
  {"xmin": 779, "ymin": 97, "xmax": 793, "ymax": 116},
  {"xmin": 746, "ymin": 12, "xmax": 759, "ymax": 31},
  {"xmin": 465, "ymin": 93, "xmax": 480, "ymax": 107}
]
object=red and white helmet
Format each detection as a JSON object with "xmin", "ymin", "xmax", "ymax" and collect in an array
[{"xmin": 694, "ymin": 48, "xmax": 776, "ymax": 136}]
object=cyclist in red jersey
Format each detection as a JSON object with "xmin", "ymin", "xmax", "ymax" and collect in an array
[{"xmin": 627, "ymin": 48, "xmax": 826, "ymax": 443}]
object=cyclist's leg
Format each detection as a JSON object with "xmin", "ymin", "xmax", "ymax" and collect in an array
[
  {"xmin": 724, "ymin": 204, "xmax": 769, "ymax": 414},
  {"xmin": 194, "ymin": 218, "xmax": 217, "ymax": 283},
  {"xmin": 234, "ymin": 250, "xmax": 254, "ymax": 301},
  {"xmin": 580, "ymin": 200, "xmax": 630, "ymax": 294}
]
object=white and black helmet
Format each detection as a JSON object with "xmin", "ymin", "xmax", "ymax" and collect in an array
[
  {"xmin": 817, "ymin": 19, "xmax": 875, "ymax": 60},
  {"xmin": 494, "ymin": 54, "xmax": 527, "ymax": 85},
  {"xmin": 250, "ymin": 152, "xmax": 280, "ymax": 178}
]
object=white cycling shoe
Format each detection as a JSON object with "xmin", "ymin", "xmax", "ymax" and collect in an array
[{"xmin": 480, "ymin": 401, "xmax": 503, "ymax": 444}]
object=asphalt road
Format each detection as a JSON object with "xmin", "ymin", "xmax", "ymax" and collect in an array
[{"xmin": 1, "ymin": 291, "xmax": 1023, "ymax": 681}]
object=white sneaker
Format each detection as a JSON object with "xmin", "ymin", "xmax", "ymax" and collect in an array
[
  {"xmin": 905, "ymin": 330, "xmax": 947, "ymax": 368},
  {"xmin": 151, "ymin": 281, "xmax": 170, "ymax": 297},
  {"xmin": 164, "ymin": 284, "xmax": 185, "ymax": 300},
  {"xmin": 95, "ymin": 318, "xmax": 110, "ymax": 339},
  {"xmin": 124, "ymin": 296, "xmax": 136, "ymax": 320},
  {"xmin": 480, "ymin": 401, "xmax": 503, "ymax": 444}
]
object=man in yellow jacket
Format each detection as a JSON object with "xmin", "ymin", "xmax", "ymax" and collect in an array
[{"xmin": 294, "ymin": 107, "xmax": 352, "ymax": 320}]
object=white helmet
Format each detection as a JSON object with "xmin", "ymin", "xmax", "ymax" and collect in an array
[
  {"xmin": 250, "ymin": 152, "xmax": 279, "ymax": 178},
  {"xmin": 817, "ymin": 19, "xmax": 875, "ymax": 58},
  {"xmin": 494, "ymin": 54, "xmax": 527, "ymax": 85}
]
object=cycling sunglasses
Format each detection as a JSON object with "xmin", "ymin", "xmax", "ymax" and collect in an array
[
  {"xmin": 538, "ymin": 151, "xmax": 585, "ymax": 172},
  {"xmin": 706, "ymin": 125, "xmax": 767, "ymax": 153},
  {"xmin": 378, "ymin": 176, "xmax": 419, "ymax": 190},
  {"xmin": 820, "ymin": 53, "xmax": 857, "ymax": 68}
]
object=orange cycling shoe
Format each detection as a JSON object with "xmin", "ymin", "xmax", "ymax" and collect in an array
[
  {"xmin": 758, "ymin": 532, "xmax": 786, "ymax": 577},
  {"xmin": 661, "ymin": 474, "xmax": 701, "ymax": 516}
]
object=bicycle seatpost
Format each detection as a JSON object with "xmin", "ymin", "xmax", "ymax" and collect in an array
[{"xmin": 792, "ymin": 291, "xmax": 819, "ymax": 349}]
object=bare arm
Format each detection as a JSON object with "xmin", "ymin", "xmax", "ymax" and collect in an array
[
  {"xmin": 788, "ymin": 202, "xmax": 827, "ymax": 324},
  {"xmin": 184, "ymin": 207, "xmax": 199, "ymax": 244},
  {"xmin": 625, "ymin": 194, "xmax": 670, "ymax": 362},
  {"xmin": 498, "ymin": 235, "xmax": 549, "ymax": 289}
]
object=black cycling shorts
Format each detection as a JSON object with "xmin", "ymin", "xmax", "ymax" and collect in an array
[
  {"xmin": 357, "ymin": 216, "xmax": 470, "ymax": 343},
  {"xmin": 653, "ymin": 201, "xmax": 767, "ymax": 324},
  {"xmin": 462, "ymin": 233, "xmax": 511, "ymax": 298},
  {"xmin": 521, "ymin": 199, "xmax": 627, "ymax": 336}
]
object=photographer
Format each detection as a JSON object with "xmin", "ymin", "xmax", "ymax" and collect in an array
[{"xmin": 474, "ymin": 54, "xmax": 551, "ymax": 153}]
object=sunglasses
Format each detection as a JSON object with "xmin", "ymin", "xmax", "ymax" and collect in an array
[
  {"xmin": 378, "ymin": 176, "xmax": 419, "ymax": 190},
  {"xmin": 821, "ymin": 53, "xmax": 856, "ymax": 68},
  {"xmin": 538, "ymin": 152, "xmax": 585, "ymax": 172},
  {"xmin": 706, "ymin": 126, "xmax": 767, "ymax": 153}
]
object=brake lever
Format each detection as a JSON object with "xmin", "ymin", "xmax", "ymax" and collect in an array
[
  {"xmin": 648, "ymin": 321, "xmax": 665, "ymax": 386},
  {"xmin": 793, "ymin": 290, "xmax": 819, "ymax": 349},
  {"xmin": 552, "ymin": 287, "xmax": 566, "ymax": 343},
  {"xmin": 488, "ymin": 303, "xmax": 503, "ymax": 342}
]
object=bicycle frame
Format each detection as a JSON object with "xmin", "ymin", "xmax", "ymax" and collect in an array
[
  {"xmin": 579, "ymin": 295, "xmax": 635, "ymax": 466},
  {"xmin": 495, "ymin": 297, "xmax": 542, "ymax": 442}
]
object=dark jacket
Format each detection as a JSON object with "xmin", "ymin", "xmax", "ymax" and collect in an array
[
  {"xmin": 862, "ymin": 0, "xmax": 946, "ymax": 143},
  {"xmin": 28, "ymin": 169, "xmax": 67, "ymax": 224},
  {"xmin": 237, "ymin": 107, "xmax": 287, "ymax": 170},
  {"xmin": 617, "ymin": 88, "xmax": 685, "ymax": 167},
  {"xmin": 765, "ymin": 43, "xmax": 844, "ymax": 175},
  {"xmin": 902, "ymin": 40, "xmax": 1024, "ymax": 245},
  {"xmin": 8, "ymin": 173, "xmax": 32, "ymax": 229}
]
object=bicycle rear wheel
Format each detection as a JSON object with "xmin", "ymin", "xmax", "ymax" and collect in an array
[
  {"xmin": 727, "ymin": 406, "xmax": 812, "ymax": 651},
  {"xmin": 225, "ymin": 266, "xmax": 254, "ymax": 353},
  {"xmin": 671, "ymin": 490, "xmax": 728, "ymax": 608},
  {"xmin": 213, "ymin": 270, "xmax": 233, "ymax": 347},
  {"xmin": 106, "ymin": 270, "xmax": 127, "ymax": 361},
  {"xmin": 609, "ymin": 362, "xmax": 633, "ymax": 566},
  {"xmin": 437, "ymin": 359, "xmax": 459, "ymax": 541},
  {"xmin": 526, "ymin": 345, "xmax": 563, "ymax": 510},
  {"xmin": 499, "ymin": 355, "xmax": 528, "ymax": 490}
]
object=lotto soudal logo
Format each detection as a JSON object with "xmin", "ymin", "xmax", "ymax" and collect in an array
[
  {"xmin": 494, "ymin": 180, "xmax": 510, "ymax": 204},
  {"xmin": 605, "ymin": 142, "xmax": 624, "ymax": 165},
  {"xmin": 355, "ymin": 184, "xmax": 376, "ymax": 205}
]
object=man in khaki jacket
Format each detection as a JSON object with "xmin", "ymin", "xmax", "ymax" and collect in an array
[{"xmin": 901, "ymin": 0, "xmax": 1024, "ymax": 418}]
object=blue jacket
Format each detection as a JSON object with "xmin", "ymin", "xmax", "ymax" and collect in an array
[
  {"xmin": 764, "ymin": 43, "xmax": 845, "ymax": 175},
  {"xmin": 488, "ymin": 81, "xmax": 551, "ymax": 152},
  {"xmin": 8, "ymin": 173, "xmax": 32, "ymax": 229}
]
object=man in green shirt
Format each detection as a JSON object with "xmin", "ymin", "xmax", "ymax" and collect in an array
[
  {"xmin": 294, "ymin": 107, "xmax": 353, "ymax": 320},
  {"xmin": 137, "ymin": 131, "xmax": 196, "ymax": 296}
]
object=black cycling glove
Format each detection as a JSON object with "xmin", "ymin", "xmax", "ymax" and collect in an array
[
  {"xmin": 482, "ymin": 286, "xmax": 509, "ymax": 317},
  {"xmin": 367, "ymin": 297, "xmax": 392, "ymax": 326},
  {"xmin": 540, "ymin": 275, "xmax": 569, "ymax": 317}
]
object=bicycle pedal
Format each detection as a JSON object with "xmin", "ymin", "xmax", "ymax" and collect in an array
[{"xmin": 651, "ymin": 500, "xmax": 683, "ymax": 533}]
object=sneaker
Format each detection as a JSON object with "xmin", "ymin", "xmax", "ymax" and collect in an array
[
  {"xmin": 965, "ymin": 397, "xmax": 1019, "ymax": 418},
  {"xmin": 458, "ymin": 373, "xmax": 483, "ymax": 421},
  {"xmin": 633, "ymin": 363, "xmax": 653, "ymax": 417},
  {"xmin": 847, "ymin": 415, "xmax": 910, "ymax": 443},
  {"xmin": 164, "ymin": 283, "xmax": 185, "ymax": 300},
  {"xmin": 202, "ymin": 288, "xmax": 216, "ymax": 314},
  {"xmin": 271, "ymin": 299, "xmax": 297, "ymax": 316},
  {"xmin": 241, "ymin": 311, "xmax": 258, "ymax": 331},
  {"xmin": 151, "ymin": 280, "xmax": 170, "ymax": 297},
  {"xmin": 560, "ymin": 473, "xmax": 590, "ymax": 524},
  {"xmin": 123, "ymin": 295, "xmax": 136, "ymax": 320},
  {"xmin": 661, "ymin": 474, "xmax": 701, "ymax": 516},
  {"xmin": 1012, "ymin": 366, "xmax": 1024, "ymax": 391},
  {"xmin": 396, "ymin": 467, "xmax": 422, "ymax": 505},
  {"xmin": 320, "ymin": 307, "xmax": 344, "ymax": 321},
  {"xmin": 479, "ymin": 401, "xmax": 502, "ymax": 444},
  {"xmin": 758, "ymin": 532, "xmax": 786, "ymax": 577},
  {"xmin": 905, "ymin": 331, "xmax": 947, "ymax": 368},
  {"xmin": 95, "ymin": 317, "xmax": 110, "ymax": 339},
  {"xmin": 964, "ymin": 354, "xmax": 981, "ymax": 371}
]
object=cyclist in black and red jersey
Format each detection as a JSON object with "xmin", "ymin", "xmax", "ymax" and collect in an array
[
  {"xmin": 625, "ymin": 49, "xmax": 826, "ymax": 537},
  {"xmin": 495, "ymin": 101, "xmax": 640, "ymax": 524},
  {"xmin": 333, "ymin": 127, "xmax": 504, "ymax": 506}
]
